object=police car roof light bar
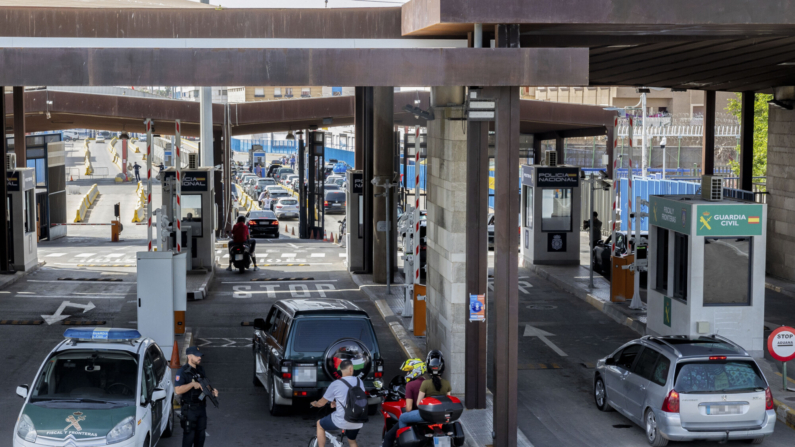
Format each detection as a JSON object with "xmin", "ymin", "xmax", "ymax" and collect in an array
[{"xmin": 64, "ymin": 328, "xmax": 142, "ymax": 343}]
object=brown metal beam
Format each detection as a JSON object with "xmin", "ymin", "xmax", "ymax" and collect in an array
[
  {"xmin": 0, "ymin": 7, "xmax": 403, "ymax": 39},
  {"xmin": 465, "ymin": 119, "xmax": 488, "ymax": 410},
  {"xmin": 12, "ymin": 87, "xmax": 25, "ymax": 165},
  {"xmin": 0, "ymin": 86, "xmax": 8, "ymax": 272},
  {"xmin": 739, "ymin": 92, "xmax": 755, "ymax": 191},
  {"xmin": 702, "ymin": 90, "xmax": 716, "ymax": 176},
  {"xmin": 555, "ymin": 134, "xmax": 565, "ymax": 164},
  {"xmin": 0, "ymin": 47, "xmax": 589, "ymax": 88},
  {"xmin": 492, "ymin": 84, "xmax": 520, "ymax": 447}
]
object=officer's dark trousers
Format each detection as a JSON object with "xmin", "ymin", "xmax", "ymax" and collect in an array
[{"xmin": 182, "ymin": 405, "xmax": 207, "ymax": 447}]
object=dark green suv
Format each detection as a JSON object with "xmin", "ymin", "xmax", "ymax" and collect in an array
[{"xmin": 252, "ymin": 299, "xmax": 384, "ymax": 416}]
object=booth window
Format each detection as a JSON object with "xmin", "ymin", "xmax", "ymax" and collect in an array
[
  {"xmin": 654, "ymin": 227, "xmax": 669, "ymax": 294},
  {"xmin": 541, "ymin": 189, "xmax": 572, "ymax": 232},
  {"xmin": 703, "ymin": 237, "xmax": 751, "ymax": 306},
  {"xmin": 524, "ymin": 187, "xmax": 533, "ymax": 229},
  {"xmin": 24, "ymin": 190, "xmax": 35, "ymax": 234},
  {"xmin": 181, "ymin": 194, "xmax": 202, "ymax": 237},
  {"xmin": 673, "ymin": 232, "xmax": 688, "ymax": 301}
]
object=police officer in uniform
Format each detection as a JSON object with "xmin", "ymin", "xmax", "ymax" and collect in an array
[{"xmin": 175, "ymin": 346, "xmax": 219, "ymax": 447}]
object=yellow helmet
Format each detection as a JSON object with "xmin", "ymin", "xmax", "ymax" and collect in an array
[{"xmin": 400, "ymin": 359, "xmax": 427, "ymax": 381}]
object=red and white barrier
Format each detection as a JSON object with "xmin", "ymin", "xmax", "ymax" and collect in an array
[
  {"xmin": 145, "ymin": 118, "xmax": 154, "ymax": 252},
  {"xmin": 175, "ymin": 120, "xmax": 183, "ymax": 253},
  {"xmin": 414, "ymin": 128, "xmax": 421, "ymax": 285}
]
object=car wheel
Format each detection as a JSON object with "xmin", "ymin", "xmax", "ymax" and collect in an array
[
  {"xmin": 593, "ymin": 377, "xmax": 612, "ymax": 412},
  {"xmin": 269, "ymin": 374, "xmax": 288, "ymax": 416},
  {"xmin": 645, "ymin": 409, "xmax": 668, "ymax": 446},
  {"xmin": 747, "ymin": 438, "xmax": 765, "ymax": 445},
  {"xmin": 161, "ymin": 404, "xmax": 174, "ymax": 438}
]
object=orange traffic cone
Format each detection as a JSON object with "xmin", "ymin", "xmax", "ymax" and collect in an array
[
  {"xmin": 284, "ymin": 224, "xmax": 288, "ymax": 232},
  {"xmin": 70, "ymin": 175, "xmax": 74, "ymax": 182},
  {"xmin": 310, "ymin": 229, "xmax": 314, "ymax": 240},
  {"xmin": 292, "ymin": 227, "xmax": 295, "ymax": 236},
  {"xmin": 169, "ymin": 341, "xmax": 181, "ymax": 369}
]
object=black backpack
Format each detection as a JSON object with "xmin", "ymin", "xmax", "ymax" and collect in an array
[{"xmin": 340, "ymin": 377, "xmax": 369, "ymax": 423}]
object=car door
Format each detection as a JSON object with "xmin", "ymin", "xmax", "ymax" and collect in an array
[
  {"xmin": 138, "ymin": 354, "xmax": 155, "ymax": 444},
  {"xmin": 142, "ymin": 352, "xmax": 163, "ymax": 444},
  {"xmin": 604, "ymin": 344, "xmax": 642, "ymax": 413},
  {"xmin": 265, "ymin": 309, "xmax": 285, "ymax": 391},
  {"xmin": 147, "ymin": 345, "xmax": 170, "ymax": 440},
  {"xmin": 624, "ymin": 347, "xmax": 659, "ymax": 423}
]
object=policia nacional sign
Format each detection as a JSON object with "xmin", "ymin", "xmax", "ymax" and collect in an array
[
  {"xmin": 161, "ymin": 171, "xmax": 208, "ymax": 192},
  {"xmin": 535, "ymin": 167, "xmax": 579, "ymax": 187},
  {"xmin": 696, "ymin": 204, "xmax": 763, "ymax": 237}
]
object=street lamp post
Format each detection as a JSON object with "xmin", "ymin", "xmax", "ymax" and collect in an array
[{"xmin": 661, "ymin": 136, "xmax": 668, "ymax": 179}]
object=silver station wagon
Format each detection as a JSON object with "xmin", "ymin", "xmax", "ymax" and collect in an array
[{"xmin": 593, "ymin": 335, "xmax": 775, "ymax": 446}]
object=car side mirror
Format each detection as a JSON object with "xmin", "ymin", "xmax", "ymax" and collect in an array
[
  {"xmin": 16, "ymin": 385, "xmax": 29, "ymax": 399},
  {"xmin": 254, "ymin": 318, "xmax": 269, "ymax": 331},
  {"xmin": 152, "ymin": 388, "xmax": 167, "ymax": 402},
  {"xmin": 604, "ymin": 357, "xmax": 615, "ymax": 366}
]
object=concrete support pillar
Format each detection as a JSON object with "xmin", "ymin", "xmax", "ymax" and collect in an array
[
  {"xmin": 0, "ymin": 87, "xmax": 8, "ymax": 272},
  {"xmin": 493, "ymin": 86, "xmax": 520, "ymax": 447},
  {"xmin": 739, "ymin": 92, "xmax": 755, "ymax": 191},
  {"xmin": 372, "ymin": 87, "xmax": 394, "ymax": 284},
  {"xmin": 13, "ymin": 86, "xmax": 25, "ymax": 165},
  {"xmin": 765, "ymin": 87, "xmax": 795, "ymax": 281},
  {"xmin": 354, "ymin": 87, "xmax": 365, "ymax": 170},
  {"xmin": 606, "ymin": 123, "xmax": 616, "ymax": 179},
  {"xmin": 426, "ymin": 91, "xmax": 469, "ymax": 394},
  {"xmin": 702, "ymin": 90, "xmax": 716, "ymax": 175},
  {"xmin": 532, "ymin": 134, "xmax": 542, "ymax": 165},
  {"xmin": 200, "ymin": 87, "xmax": 213, "ymax": 167},
  {"xmin": 555, "ymin": 134, "xmax": 565, "ymax": 164},
  {"xmin": 465, "ymin": 119, "xmax": 488, "ymax": 409}
]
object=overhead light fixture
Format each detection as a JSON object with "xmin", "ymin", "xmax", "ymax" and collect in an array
[
  {"xmin": 403, "ymin": 104, "xmax": 434, "ymax": 121},
  {"xmin": 671, "ymin": 88, "xmax": 688, "ymax": 92},
  {"xmin": 769, "ymin": 99, "xmax": 795, "ymax": 110},
  {"xmin": 778, "ymin": 62, "xmax": 795, "ymax": 66},
  {"xmin": 286, "ymin": 131, "xmax": 295, "ymax": 141},
  {"xmin": 607, "ymin": 45, "xmax": 638, "ymax": 49}
]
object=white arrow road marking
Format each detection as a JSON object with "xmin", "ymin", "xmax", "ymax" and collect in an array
[
  {"xmin": 523, "ymin": 324, "xmax": 568, "ymax": 357},
  {"xmin": 42, "ymin": 301, "xmax": 97, "ymax": 325},
  {"xmin": 487, "ymin": 280, "xmax": 532, "ymax": 293}
]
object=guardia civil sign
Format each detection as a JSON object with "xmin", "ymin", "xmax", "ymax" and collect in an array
[{"xmin": 696, "ymin": 204, "xmax": 763, "ymax": 237}]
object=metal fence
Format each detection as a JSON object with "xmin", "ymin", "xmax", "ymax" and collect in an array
[{"xmin": 67, "ymin": 166, "xmax": 110, "ymax": 179}]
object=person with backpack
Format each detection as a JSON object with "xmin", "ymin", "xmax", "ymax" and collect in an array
[{"xmin": 310, "ymin": 359, "xmax": 368, "ymax": 447}]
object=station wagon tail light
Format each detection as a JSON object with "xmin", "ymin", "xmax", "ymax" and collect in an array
[
  {"xmin": 662, "ymin": 389, "xmax": 680, "ymax": 413},
  {"xmin": 708, "ymin": 356, "xmax": 727, "ymax": 360},
  {"xmin": 765, "ymin": 387, "xmax": 774, "ymax": 410}
]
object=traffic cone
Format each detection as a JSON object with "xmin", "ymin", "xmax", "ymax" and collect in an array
[
  {"xmin": 70, "ymin": 175, "xmax": 74, "ymax": 182},
  {"xmin": 292, "ymin": 227, "xmax": 295, "ymax": 236},
  {"xmin": 284, "ymin": 224, "xmax": 288, "ymax": 233},
  {"xmin": 169, "ymin": 341, "xmax": 181, "ymax": 369}
]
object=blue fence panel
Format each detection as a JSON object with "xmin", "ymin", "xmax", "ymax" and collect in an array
[
  {"xmin": 617, "ymin": 177, "xmax": 702, "ymax": 232},
  {"xmin": 324, "ymin": 147, "xmax": 355, "ymax": 167},
  {"xmin": 400, "ymin": 164, "xmax": 428, "ymax": 193}
]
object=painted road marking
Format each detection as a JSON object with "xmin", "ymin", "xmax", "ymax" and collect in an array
[
  {"xmin": 19, "ymin": 294, "xmax": 125, "ymax": 300},
  {"xmin": 488, "ymin": 280, "xmax": 532, "ymax": 293},
  {"xmin": 196, "ymin": 338, "xmax": 252, "ymax": 348},
  {"xmin": 104, "ymin": 253, "xmax": 124, "ymax": 258},
  {"xmin": 77, "ymin": 264, "xmax": 136, "ymax": 267},
  {"xmin": 524, "ymin": 324, "xmax": 568, "ymax": 357},
  {"xmin": 310, "ymin": 253, "xmax": 326, "ymax": 257},
  {"xmin": 281, "ymin": 253, "xmax": 296, "ymax": 258},
  {"xmin": 233, "ymin": 283, "xmax": 338, "ymax": 299},
  {"xmin": 75, "ymin": 253, "xmax": 96, "ymax": 258},
  {"xmin": 339, "ymin": 253, "xmax": 347, "ymax": 257},
  {"xmin": 44, "ymin": 253, "xmax": 67, "ymax": 257},
  {"xmin": 42, "ymin": 301, "xmax": 96, "ymax": 325}
]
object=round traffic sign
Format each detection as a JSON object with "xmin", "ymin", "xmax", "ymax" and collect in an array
[{"xmin": 767, "ymin": 326, "xmax": 795, "ymax": 362}]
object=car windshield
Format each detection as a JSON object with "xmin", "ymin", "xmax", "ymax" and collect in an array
[
  {"xmin": 249, "ymin": 210, "xmax": 276, "ymax": 219},
  {"xmin": 30, "ymin": 350, "xmax": 138, "ymax": 404},
  {"xmin": 325, "ymin": 192, "xmax": 346, "ymax": 202},
  {"xmin": 675, "ymin": 361, "xmax": 766, "ymax": 394},
  {"xmin": 290, "ymin": 318, "xmax": 376, "ymax": 357},
  {"xmin": 279, "ymin": 199, "xmax": 298, "ymax": 205},
  {"xmin": 259, "ymin": 179, "xmax": 274, "ymax": 185}
]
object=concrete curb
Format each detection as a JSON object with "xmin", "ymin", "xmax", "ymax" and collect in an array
[
  {"xmin": 350, "ymin": 273, "xmax": 423, "ymax": 361},
  {"xmin": 766, "ymin": 281, "xmax": 795, "ymax": 300},
  {"xmin": 0, "ymin": 261, "xmax": 45, "ymax": 290},
  {"xmin": 189, "ymin": 266, "xmax": 214, "ymax": 301}
]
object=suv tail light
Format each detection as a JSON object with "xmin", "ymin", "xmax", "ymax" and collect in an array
[
  {"xmin": 324, "ymin": 201, "xmax": 329, "ymax": 206},
  {"xmin": 248, "ymin": 220, "xmax": 257, "ymax": 225},
  {"xmin": 662, "ymin": 389, "xmax": 679, "ymax": 413},
  {"xmin": 281, "ymin": 360, "xmax": 292, "ymax": 381},
  {"xmin": 374, "ymin": 359, "xmax": 384, "ymax": 379},
  {"xmin": 765, "ymin": 387, "xmax": 774, "ymax": 410}
]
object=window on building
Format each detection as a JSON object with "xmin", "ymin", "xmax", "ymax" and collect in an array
[
  {"xmin": 524, "ymin": 187, "xmax": 533, "ymax": 229},
  {"xmin": 654, "ymin": 227, "xmax": 669, "ymax": 295},
  {"xmin": 180, "ymin": 194, "xmax": 203, "ymax": 237},
  {"xmin": 274, "ymin": 88, "xmax": 282, "ymax": 98},
  {"xmin": 673, "ymin": 232, "xmax": 688, "ymax": 301},
  {"xmin": 540, "ymin": 189, "xmax": 572, "ymax": 232},
  {"xmin": 302, "ymin": 88, "xmax": 311, "ymax": 98},
  {"xmin": 703, "ymin": 238, "xmax": 751, "ymax": 305},
  {"xmin": 285, "ymin": 88, "xmax": 293, "ymax": 98},
  {"xmin": 254, "ymin": 88, "xmax": 265, "ymax": 98}
]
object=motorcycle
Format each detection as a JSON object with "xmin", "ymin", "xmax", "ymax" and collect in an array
[
  {"xmin": 376, "ymin": 375, "xmax": 465, "ymax": 447},
  {"xmin": 338, "ymin": 217, "xmax": 346, "ymax": 242},
  {"xmin": 230, "ymin": 243, "xmax": 253, "ymax": 272}
]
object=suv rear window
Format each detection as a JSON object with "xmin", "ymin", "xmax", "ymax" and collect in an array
[
  {"xmin": 290, "ymin": 318, "xmax": 375, "ymax": 356},
  {"xmin": 325, "ymin": 192, "xmax": 346, "ymax": 202},
  {"xmin": 675, "ymin": 361, "xmax": 766, "ymax": 393}
]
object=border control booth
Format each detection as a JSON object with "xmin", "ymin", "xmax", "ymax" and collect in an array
[
  {"xmin": 646, "ymin": 194, "xmax": 767, "ymax": 356},
  {"xmin": 7, "ymin": 168, "xmax": 38, "ymax": 271},
  {"xmin": 161, "ymin": 167, "xmax": 216, "ymax": 272},
  {"xmin": 520, "ymin": 165, "xmax": 582, "ymax": 266}
]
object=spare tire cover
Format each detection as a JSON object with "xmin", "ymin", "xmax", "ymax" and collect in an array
[{"xmin": 322, "ymin": 338, "xmax": 372, "ymax": 380}]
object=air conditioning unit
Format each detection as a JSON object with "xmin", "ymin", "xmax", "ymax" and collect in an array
[
  {"xmin": 188, "ymin": 153, "xmax": 198, "ymax": 169},
  {"xmin": 6, "ymin": 153, "xmax": 16, "ymax": 171},
  {"xmin": 545, "ymin": 151, "xmax": 558, "ymax": 167},
  {"xmin": 701, "ymin": 175, "xmax": 723, "ymax": 201}
]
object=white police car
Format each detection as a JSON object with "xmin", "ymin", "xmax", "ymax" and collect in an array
[{"xmin": 13, "ymin": 328, "xmax": 175, "ymax": 447}]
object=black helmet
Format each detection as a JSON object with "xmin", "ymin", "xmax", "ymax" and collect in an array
[{"xmin": 425, "ymin": 350, "xmax": 445, "ymax": 375}]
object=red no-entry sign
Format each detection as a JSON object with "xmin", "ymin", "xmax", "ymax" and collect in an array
[{"xmin": 768, "ymin": 326, "xmax": 795, "ymax": 363}]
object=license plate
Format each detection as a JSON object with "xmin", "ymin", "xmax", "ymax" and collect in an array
[
  {"xmin": 433, "ymin": 437, "xmax": 451, "ymax": 447},
  {"xmin": 235, "ymin": 255, "xmax": 243, "ymax": 261},
  {"xmin": 706, "ymin": 405, "xmax": 741, "ymax": 415},
  {"xmin": 332, "ymin": 203, "xmax": 341, "ymax": 207}
]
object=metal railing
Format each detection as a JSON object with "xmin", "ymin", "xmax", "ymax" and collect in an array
[{"xmin": 67, "ymin": 166, "xmax": 109, "ymax": 179}]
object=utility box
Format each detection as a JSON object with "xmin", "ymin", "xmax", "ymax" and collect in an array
[
  {"xmin": 7, "ymin": 168, "xmax": 38, "ymax": 271},
  {"xmin": 610, "ymin": 254, "xmax": 634, "ymax": 302},
  {"xmin": 413, "ymin": 284, "xmax": 427, "ymax": 337},
  {"xmin": 111, "ymin": 220, "xmax": 122, "ymax": 242},
  {"xmin": 520, "ymin": 165, "xmax": 582, "ymax": 265},
  {"xmin": 346, "ymin": 170, "xmax": 365, "ymax": 272},
  {"xmin": 646, "ymin": 195, "xmax": 767, "ymax": 356}
]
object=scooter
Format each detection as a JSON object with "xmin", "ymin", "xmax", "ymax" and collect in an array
[
  {"xmin": 376, "ymin": 376, "xmax": 465, "ymax": 447},
  {"xmin": 230, "ymin": 243, "xmax": 253, "ymax": 272}
]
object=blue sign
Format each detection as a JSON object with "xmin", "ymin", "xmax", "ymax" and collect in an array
[{"xmin": 469, "ymin": 294, "xmax": 485, "ymax": 322}]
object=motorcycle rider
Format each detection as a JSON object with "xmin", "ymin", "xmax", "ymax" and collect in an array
[
  {"xmin": 381, "ymin": 359, "xmax": 427, "ymax": 447},
  {"xmin": 227, "ymin": 215, "xmax": 258, "ymax": 271},
  {"xmin": 397, "ymin": 351, "xmax": 451, "ymax": 430}
]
